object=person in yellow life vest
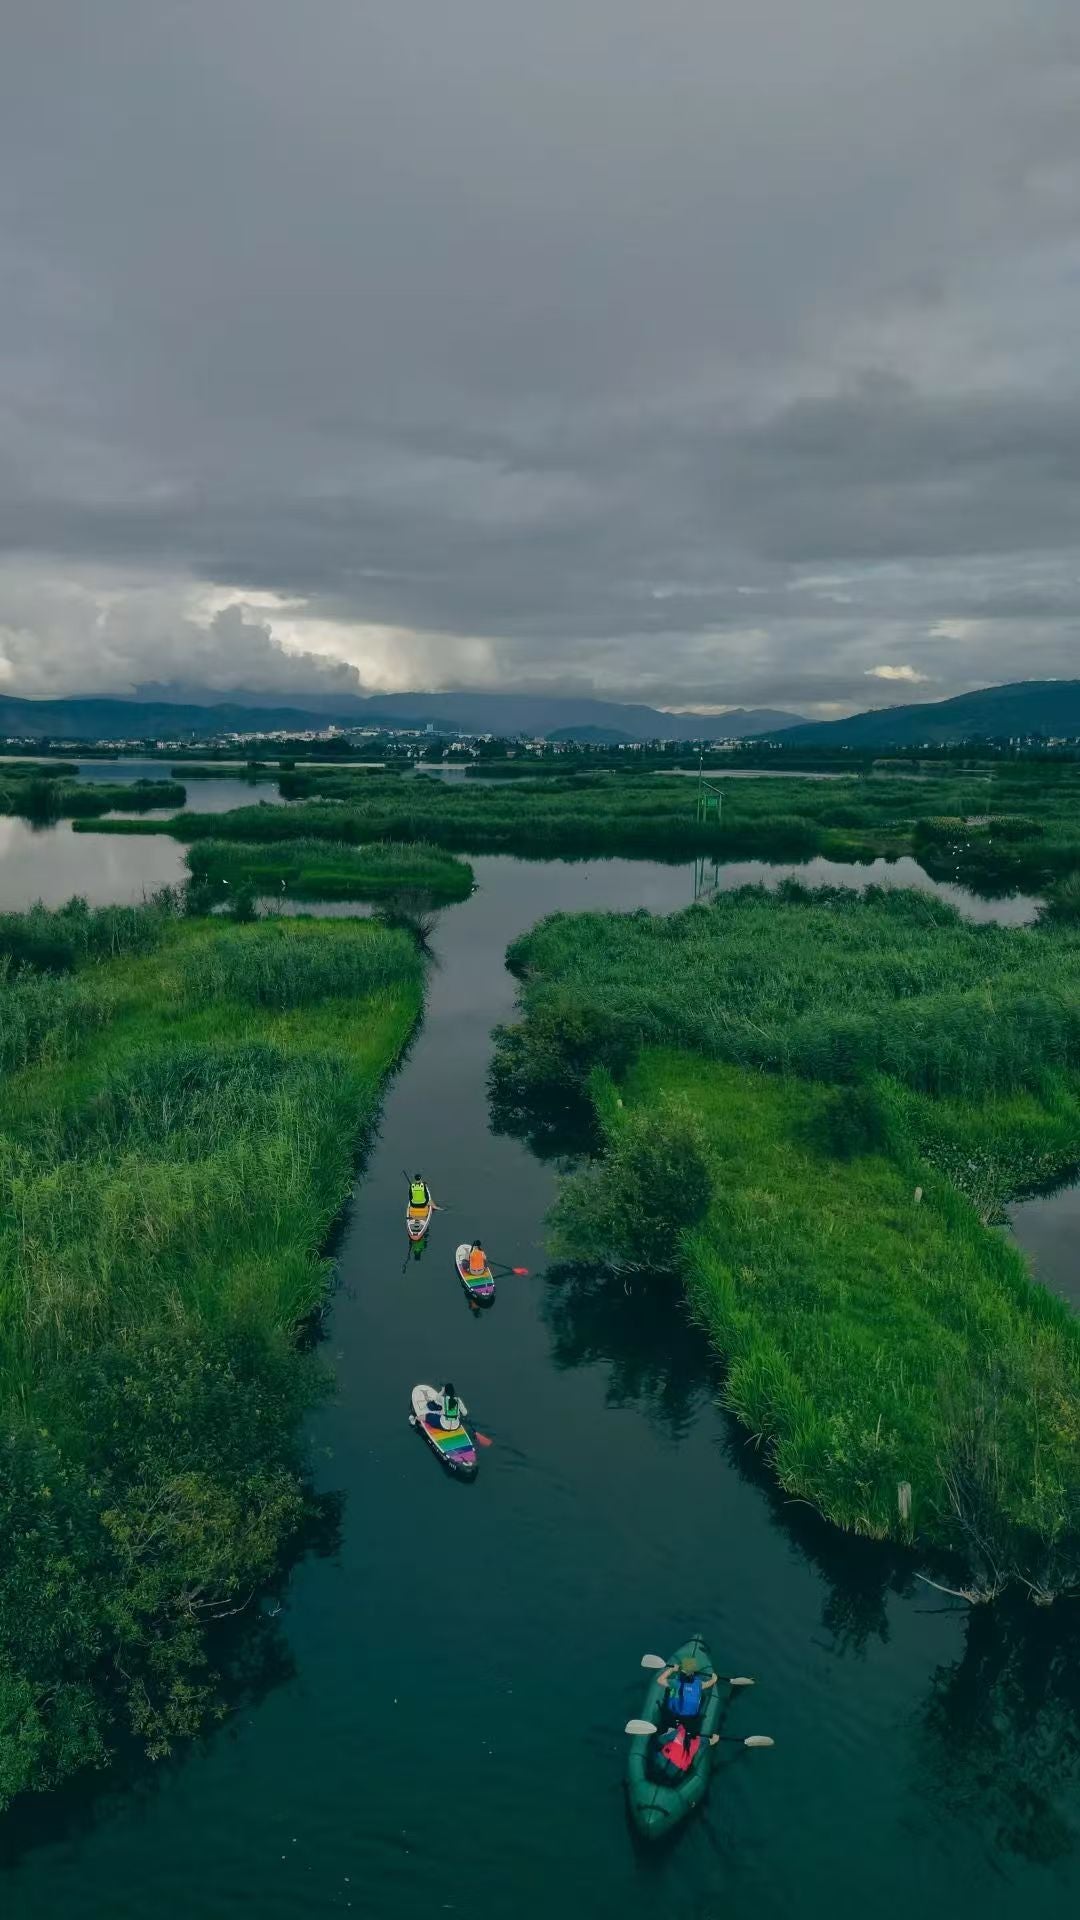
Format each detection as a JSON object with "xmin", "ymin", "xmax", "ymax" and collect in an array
[
  {"xmin": 467, "ymin": 1240, "xmax": 488, "ymax": 1277},
  {"xmin": 408, "ymin": 1173, "xmax": 431, "ymax": 1218}
]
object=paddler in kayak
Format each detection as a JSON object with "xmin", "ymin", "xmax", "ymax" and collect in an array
[
  {"xmin": 466, "ymin": 1240, "xmax": 488, "ymax": 1277},
  {"xmin": 650, "ymin": 1721, "xmax": 721, "ymax": 1785},
  {"xmin": 655, "ymin": 1654, "xmax": 718, "ymax": 1733},
  {"xmin": 408, "ymin": 1173, "xmax": 432, "ymax": 1219}
]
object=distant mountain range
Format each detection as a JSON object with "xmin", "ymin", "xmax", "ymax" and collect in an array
[
  {"xmin": 767, "ymin": 680, "xmax": 1080, "ymax": 747},
  {"xmin": 2, "ymin": 679, "xmax": 1074, "ymax": 748},
  {"xmin": 0, "ymin": 688, "xmax": 801, "ymax": 744}
]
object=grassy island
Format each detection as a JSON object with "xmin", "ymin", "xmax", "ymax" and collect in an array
[
  {"xmin": 185, "ymin": 837, "xmax": 474, "ymax": 902},
  {"xmin": 0, "ymin": 767, "xmax": 186, "ymax": 821},
  {"xmin": 0, "ymin": 896, "xmax": 421, "ymax": 1804},
  {"xmin": 493, "ymin": 885, "xmax": 1080, "ymax": 1599}
]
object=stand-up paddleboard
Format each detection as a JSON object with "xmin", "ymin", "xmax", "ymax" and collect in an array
[
  {"xmin": 455, "ymin": 1243, "xmax": 495, "ymax": 1304},
  {"xmin": 406, "ymin": 1200, "xmax": 433, "ymax": 1242},
  {"xmin": 409, "ymin": 1384, "xmax": 478, "ymax": 1478}
]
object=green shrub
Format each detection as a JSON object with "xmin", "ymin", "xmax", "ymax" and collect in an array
[{"xmin": 549, "ymin": 1095, "xmax": 712, "ymax": 1275}]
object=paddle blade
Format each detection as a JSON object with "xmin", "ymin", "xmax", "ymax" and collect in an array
[
  {"xmin": 729, "ymin": 1676, "xmax": 755, "ymax": 1687},
  {"xmin": 640, "ymin": 1654, "xmax": 667, "ymax": 1670},
  {"xmin": 474, "ymin": 1431, "xmax": 494, "ymax": 1448},
  {"xmin": 511, "ymin": 1266, "xmax": 529, "ymax": 1275},
  {"xmin": 744, "ymin": 1736, "xmax": 774, "ymax": 1748},
  {"xmin": 624, "ymin": 1720, "xmax": 657, "ymax": 1737}
]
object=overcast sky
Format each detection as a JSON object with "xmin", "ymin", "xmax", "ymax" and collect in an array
[{"xmin": 2, "ymin": 1, "xmax": 1079, "ymax": 716}]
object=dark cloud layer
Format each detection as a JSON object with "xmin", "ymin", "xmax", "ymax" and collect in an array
[{"xmin": 2, "ymin": 1, "xmax": 1079, "ymax": 712}]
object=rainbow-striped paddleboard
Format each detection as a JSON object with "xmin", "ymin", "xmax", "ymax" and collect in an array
[
  {"xmin": 455, "ymin": 1243, "xmax": 495, "ymax": 1303},
  {"xmin": 410, "ymin": 1384, "xmax": 478, "ymax": 1478}
]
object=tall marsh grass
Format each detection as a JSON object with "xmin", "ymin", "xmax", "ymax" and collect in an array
[
  {"xmin": 181, "ymin": 920, "xmax": 419, "ymax": 1010},
  {"xmin": 0, "ymin": 891, "xmax": 182, "ymax": 972},
  {"xmin": 186, "ymin": 836, "xmax": 473, "ymax": 902},
  {"xmin": 0, "ymin": 902, "xmax": 421, "ymax": 1803},
  {"xmin": 502, "ymin": 881, "xmax": 1080, "ymax": 1593},
  {"xmin": 502, "ymin": 884, "xmax": 1080, "ymax": 1100}
]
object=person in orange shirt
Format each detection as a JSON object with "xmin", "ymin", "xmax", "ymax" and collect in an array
[{"xmin": 467, "ymin": 1240, "xmax": 488, "ymax": 1276}]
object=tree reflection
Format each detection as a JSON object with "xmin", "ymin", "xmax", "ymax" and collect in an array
[
  {"xmin": 541, "ymin": 1260, "xmax": 716, "ymax": 1439},
  {"xmin": 916, "ymin": 1599, "xmax": 1080, "ymax": 1866}
]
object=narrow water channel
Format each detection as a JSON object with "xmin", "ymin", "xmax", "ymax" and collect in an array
[{"xmin": 3, "ymin": 854, "xmax": 1079, "ymax": 1919}]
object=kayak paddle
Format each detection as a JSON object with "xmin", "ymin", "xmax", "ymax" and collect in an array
[
  {"xmin": 625, "ymin": 1720, "xmax": 773, "ymax": 1747},
  {"xmin": 489, "ymin": 1260, "xmax": 530, "ymax": 1276},
  {"xmin": 640, "ymin": 1655, "xmax": 754, "ymax": 1685}
]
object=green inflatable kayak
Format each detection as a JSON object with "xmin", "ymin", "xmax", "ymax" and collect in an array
[{"xmin": 626, "ymin": 1633, "xmax": 721, "ymax": 1841}]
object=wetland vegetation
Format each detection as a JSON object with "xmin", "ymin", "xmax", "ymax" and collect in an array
[
  {"xmin": 0, "ymin": 895, "xmax": 422, "ymax": 1805},
  {"xmin": 0, "ymin": 763, "xmax": 185, "ymax": 821},
  {"xmin": 185, "ymin": 837, "xmax": 474, "ymax": 903},
  {"xmin": 494, "ymin": 885, "xmax": 1080, "ymax": 1599},
  {"xmin": 82, "ymin": 759, "xmax": 1080, "ymax": 898}
]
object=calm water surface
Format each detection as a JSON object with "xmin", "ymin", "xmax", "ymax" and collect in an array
[
  {"xmin": 0, "ymin": 842, "xmax": 1077, "ymax": 1917},
  {"xmin": 1011, "ymin": 1183, "xmax": 1080, "ymax": 1309},
  {"xmin": 78, "ymin": 757, "xmax": 287, "ymax": 818}
]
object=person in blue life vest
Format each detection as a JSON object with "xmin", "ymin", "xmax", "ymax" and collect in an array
[
  {"xmin": 650, "ymin": 1719, "xmax": 721, "ymax": 1785},
  {"xmin": 655, "ymin": 1654, "xmax": 718, "ymax": 1733}
]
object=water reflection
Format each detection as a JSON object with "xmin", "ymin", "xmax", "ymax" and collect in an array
[
  {"xmin": 0, "ymin": 817, "xmax": 186, "ymax": 909},
  {"xmin": 73, "ymin": 757, "xmax": 287, "ymax": 817},
  {"xmin": 541, "ymin": 1261, "xmax": 716, "ymax": 1439},
  {"xmin": 706, "ymin": 854, "xmax": 1040, "ymax": 925},
  {"xmin": 1010, "ymin": 1181, "xmax": 1080, "ymax": 1308},
  {"xmin": 917, "ymin": 1601, "xmax": 1080, "ymax": 1866}
]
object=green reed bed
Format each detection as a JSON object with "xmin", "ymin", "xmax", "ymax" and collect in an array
[
  {"xmin": 0, "ymin": 891, "xmax": 181, "ymax": 973},
  {"xmin": 0, "ymin": 776, "xmax": 186, "ymax": 821},
  {"xmin": 494, "ymin": 884, "xmax": 1080, "ymax": 1596},
  {"xmin": 78, "ymin": 761, "xmax": 1080, "ymax": 892},
  {"xmin": 618, "ymin": 1053, "xmax": 1080, "ymax": 1592},
  {"xmin": 185, "ymin": 837, "xmax": 474, "ymax": 903},
  {"xmin": 502, "ymin": 883, "xmax": 1080, "ymax": 1106},
  {"xmin": 169, "ymin": 762, "xmax": 283, "ymax": 781},
  {"xmin": 0, "ymin": 905, "xmax": 421, "ymax": 1803}
]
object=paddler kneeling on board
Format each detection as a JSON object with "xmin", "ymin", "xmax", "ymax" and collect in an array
[
  {"xmin": 656, "ymin": 1655, "xmax": 718, "ymax": 1734},
  {"xmin": 650, "ymin": 1721, "xmax": 721, "ymax": 1785},
  {"xmin": 467, "ymin": 1240, "xmax": 488, "ymax": 1276},
  {"xmin": 437, "ymin": 1381, "xmax": 467, "ymax": 1431},
  {"xmin": 408, "ymin": 1173, "xmax": 432, "ymax": 1217}
]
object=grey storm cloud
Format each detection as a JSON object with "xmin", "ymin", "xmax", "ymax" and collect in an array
[{"xmin": 2, "ymin": 0, "xmax": 1080, "ymax": 713}]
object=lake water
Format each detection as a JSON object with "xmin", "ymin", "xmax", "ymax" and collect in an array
[
  {"xmin": 75, "ymin": 757, "xmax": 288, "ymax": 818},
  {"xmin": 1010, "ymin": 1182, "xmax": 1080, "ymax": 1310},
  {"xmin": 0, "ymin": 840, "xmax": 1077, "ymax": 1915}
]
